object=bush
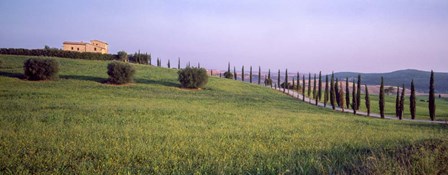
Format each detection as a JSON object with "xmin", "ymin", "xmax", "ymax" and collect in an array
[
  {"xmin": 23, "ymin": 58, "xmax": 59, "ymax": 80},
  {"xmin": 264, "ymin": 78, "xmax": 272, "ymax": 86},
  {"xmin": 281, "ymin": 82, "xmax": 293, "ymax": 89},
  {"xmin": 178, "ymin": 67, "xmax": 208, "ymax": 88},
  {"xmin": 223, "ymin": 71, "xmax": 233, "ymax": 79},
  {"xmin": 1, "ymin": 48, "xmax": 117, "ymax": 61},
  {"xmin": 117, "ymin": 51, "xmax": 128, "ymax": 62},
  {"xmin": 107, "ymin": 61, "xmax": 135, "ymax": 84}
]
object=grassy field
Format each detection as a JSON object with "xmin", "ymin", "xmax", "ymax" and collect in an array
[{"xmin": 1, "ymin": 55, "xmax": 448, "ymax": 174}]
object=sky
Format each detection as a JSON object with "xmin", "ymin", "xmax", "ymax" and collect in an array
[{"xmin": 1, "ymin": 0, "xmax": 447, "ymax": 73}]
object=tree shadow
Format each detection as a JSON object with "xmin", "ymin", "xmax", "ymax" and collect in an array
[
  {"xmin": 135, "ymin": 78, "xmax": 179, "ymax": 88},
  {"xmin": 0, "ymin": 71, "xmax": 24, "ymax": 79},
  {"xmin": 60, "ymin": 75, "xmax": 107, "ymax": 83}
]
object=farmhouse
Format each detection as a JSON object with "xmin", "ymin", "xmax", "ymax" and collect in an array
[{"xmin": 62, "ymin": 40, "xmax": 108, "ymax": 54}]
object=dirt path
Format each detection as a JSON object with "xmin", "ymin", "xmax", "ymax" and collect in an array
[{"xmin": 272, "ymin": 87, "xmax": 448, "ymax": 124}]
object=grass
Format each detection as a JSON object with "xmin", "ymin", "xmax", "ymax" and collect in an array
[{"xmin": 1, "ymin": 54, "xmax": 448, "ymax": 174}]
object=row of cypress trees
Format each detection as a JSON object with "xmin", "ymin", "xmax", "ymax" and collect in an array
[{"xmin": 220, "ymin": 63, "xmax": 437, "ymax": 121}]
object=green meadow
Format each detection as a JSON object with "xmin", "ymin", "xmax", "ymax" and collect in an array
[{"xmin": 1, "ymin": 55, "xmax": 447, "ymax": 174}]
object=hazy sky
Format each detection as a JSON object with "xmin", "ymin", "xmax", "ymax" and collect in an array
[{"xmin": 1, "ymin": 0, "xmax": 447, "ymax": 73}]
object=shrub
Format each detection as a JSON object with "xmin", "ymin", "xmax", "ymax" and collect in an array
[
  {"xmin": 280, "ymin": 82, "xmax": 293, "ymax": 89},
  {"xmin": 223, "ymin": 71, "xmax": 233, "ymax": 79},
  {"xmin": 23, "ymin": 58, "xmax": 59, "ymax": 80},
  {"xmin": 117, "ymin": 51, "xmax": 128, "ymax": 62},
  {"xmin": 107, "ymin": 61, "xmax": 135, "ymax": 84},
  {"xmin": 264, "ymin": 78, "xmax": 272, "ymax": 86},
  {"xmin": 178, "ymin": 67, "xmax": 208, "ymax": 88}
]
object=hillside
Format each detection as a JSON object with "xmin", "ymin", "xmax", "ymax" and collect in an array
[
  {"xmin": 1, "ymin": 55, "xmax": 448, "ymax": 174},
  {"xmin": 334, "ymin": 69, "xmax": 448, "ymax": 93}
]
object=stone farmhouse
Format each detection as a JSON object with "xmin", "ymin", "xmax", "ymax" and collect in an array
[{"xmin": 62, "ymin": 40, "xmax": 108, "ymax": 54}]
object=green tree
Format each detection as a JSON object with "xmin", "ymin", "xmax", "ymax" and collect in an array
[
  {"xmin": 335, "ymin": 78, "xmax": 340, "ymax": 107},
  {"xmin": 258, "ymin": 66, "xmax": 261, "ymax": 85},
  {"xmin": 324, "ymin": 75, "xmax": 329, "ymax": 107},
  {"xmin": 379, "ymin": 77, "xmax": 385, "ymax": 118},
  {"xmin": 356, "ymin": 74, "xmax": 361, "ymax": 110},
  {"xmin": 117, "ymin": 51, "xmax": 128, "ymax": 62},
  {"xmin": 339, "ymin": 82, "xmax": 345, "ymax": 112},
  {"xmin": 308, "ymin": 73, "xmax": 311, "ymax": 98},
  {"xmin": 178, "ymin": 57, "xmax": 180, "ymax": 69},
  {"xmin": 345, "ymin": 77, "xmax": 350, "ymax": 109},
  {"xmin": 330, "ymin": 72, "xmax": 336, "ymax": 110},
  {"xmin": 278, "ymin": 69, "xmax": 281, "ymax": 89},
  {"xmin": 224, "ymin": 63, "xmax": 233, "ymax": 79},
  {"xmin": 297, "ymin": 72, "xmax": 300, "ymax": 92},
  {"xmin": 318, "ymin": 71, "xmax": 322, "ymax": 101},
  {"xmin": 365, "ymin": 84, "xmax": 370, "ymax": 116},
  {"xmin": 284, "ymin": 69, "xmax": 288, "ymax": 93},
  {"xmin": 352, "ymin": 79, "xmax": 356, "ymax": 114},
  {"xmin": 399, "ymin": 84, "xmax": 405, "ymax": 120},
  {"xmin": 241, "ymin": 66, "xmax": 245, "ymax": 82},
  {"xmin": 313, "ymin": 74, "xmax": 317, "ymax": 105},
  {"xmin": 395, "ymin": 86, "xmax": 400, "ymax": 117},
  {"xmin": 167, "ymin": 59, "xmax": 171, "ymax": 68},
  {"xmin": 410, "ymin": 79, "xmax": 416, "ymax": 119},
  {"xmin": 249, "ymin": 66, "xmax": 252, "ymax": 83},
  {"xmin": 302, "ymin": 75, "xmax": 306, "ymax": 101},
  {"xmin": 429, "ymin": 70, "xmax": 436, "ymax": 120}
]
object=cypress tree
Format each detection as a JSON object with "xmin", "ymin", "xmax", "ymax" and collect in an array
[
  {"xmin": 308, "ymin": 73, "xmax": 311, "ymax": 98},
  {"xmin": 335, "ymin": 78, "xmax": 340, "ymax": 107},
  {"xmin": 241, "ymin": 66, "xmax": 244, "ymax": 82},
  {"xmin": 249, "ymin": 66, "xmax": 253, "ymax": 83},
  {"xmin": 410, "ymin": 79, "xmax": 416, "ymax": 119},
  {"xmin": 227, "ymin": 62, "xmax": 231, "ymax": 74},
  {"xmin": 178, "ymin": 57, "xmax": 180, "ymax": 69},
  {"xmin": 399, "ymin": 84, "xmax": 405, "ymax": 120},
  {"xmin": 258, "ymin": 66, "xmax": 261, "ymax": 85},
  {"xmin": 352, "ymin": 79, "xmax": 356, "ymax": 114},
  {"xmin": 324, "ymin": 75, "xmax": 329, "ymax": 107},
  {"xmin": 356, "ymin": 74, "xmax": 361, "ymax": 110},
  {"xmin": 278, "ymin": 69, "xmax": 281, "ymax": 89},
  {"xmin": 345, "ymin": 77, "xmax": 350, "ymax": 109},
  {"xmin": 302, "ymin": 75, "xmax": 306, "ymax": 101},
  {"xmin": 233, "ymin": 67, "xmax": 237, "ymax": 80},
  {"xmin": 395, "ymin": 86, "xmax": 400, "ymax": 117},
  {"xmin": 220, "ymin": 73, "xmax": 222, "ymax": 78},
  {"xmin": 292, "ymin": 77, "xmax": 295, "ymax": 92},
  {"xmin": 365, "ymin": 84, "xmax": 370, "ymax": 116},
  {"xmin": 339, "ymin": 82, "xmax": 345, "ymax": 112},
  {"xmin": 313, "ymin": 74, "xmax": 317, "ymax": 105},
  {"xmin": 318, "ymin": 71, "xmax": 322, "ymax": 101},
  {"xmin": 297, "ymin": 72, "xmax": 300, "ymax": 92},
  {"xmin": 429, "ymin": 70, "xmax": 436, "ymax": 121},
  {"xmin": 330, "ymin": 72, "xmax": 336, "ymax": 110},
  {"xmin": 167, "ymin": 59, "xmax": 171, "ymax": 68},
  {"xmin": 198, "ymin": 62, "xmax": 200, "ymax": 68},
  {"xmin": 211, "ymin": 70, "xmax": 213, "ymax": 76},
  {"xmin": 268, "ymin": 69, "xmax": 272, "ymax": 87},
  {"xmin": 284, "ymin": 69, "xmax": 288, "ymax": 93},
  {"xmin": 379, "ymin": 77, "xmax": 385, "ymax": 118}
]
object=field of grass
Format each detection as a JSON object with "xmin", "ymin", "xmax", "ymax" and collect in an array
[{"xmin": 1, "ymin": 55, "xmax": 448, "ymax": 174}]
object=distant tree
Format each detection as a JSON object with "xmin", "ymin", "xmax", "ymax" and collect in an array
[
  {"xmin": 379, "ymin": 77, "xmax": 385, "ymax": 118},
  {"xmin": 210, "ymin": 70, "xmax": 213, "ymax": 76},
  {"xmin": 339, "ymin": 82, "xmax": 345, "ymax": 112},
  {"xmin": 187, "ymin": 61, "xmax": 190, "ymax": 67},
  {"xmin": 241, "ymin": 66, "xmax": 245, "ymax": 82},
  {"xmin": 330, "ymin": 72, "xmax": 336, "ymax": 110},
  {"xmin": 117, "ymin": 51, "xmax": 128, "ymax": 62},
  {"xmin": 429, "ymin": 70, "xmax": 436, "ymax": 121},
  {"xmin": 335, "ymin": 78, "xmax": 340, "ymax": 107},
  {"xmin": 318, "ymin": 71, "xmax": 322, "ymax": 101},
  {"xmin": 278, "ymin": 69, "xmax": 281, "ymax": 89},
  {"xmin": 384, "ymin": 86, "xmax": 395, "ymax": 95},
  {"xmin": 365, "ymin": 84, "xmax": 370, "ymax": 116},
  {"xmin": 249, "ymin": 66, "xmax": 253, "ymax": 83},
  {"xmin": 297, "ymin": 72, "xmax": 300, "ymax": 92},
  {"xmin": 284, "ymin": 69, "xmax": 288, "ymax": 93},
  {"xmin": 345, "ymin": 77, "xmax": 350, "ymax": 109},
  {"xmin": 308, "ymin": 73, "xmax": 311, "ymax": 98},
  {"xmin": 356, "ymin": 74, "xmax": 361, "ymax": 110},
  {"xmin": 410, "ymin": 79, "xmax": 416, "ymax": 119},
  {"xmin": 234, "ymin": 67, "xmax": 237, "ymax": 80},
  {"xmin": 302, "ymin": 75, "xmax": 306, "ymax": 101},
  {"xmin": 399, "ymin": 84, "xmax": 405, "ymax": 120},
  {"xmin": 224, "ymin": 63, "xmax": 233, "ymax": 79},
  {"xmin": 292, "ymin": 77, "xmax": 295, "ymax": 90},
  {"xmin": 258, "ymin": 66, "xmax": 261, "ymax": 85},
  {"xmin": 313, "ymin": 74, "xmax": 317, "ymax": 105},
  {"xmin": 178, "ymin": 57, "xmax": 181, "ymax": 69},
  {"xmin": 220, "ymin": 73, "xmax": 222, "ymax": 78},
  {"xmin": 395, "ymin": 86, "xmax": 400, "ymax": 117},
  {"xmin": 198, "ymin": 62, "xmax": 200, "ymax": 68},
  {"xmin": 268, "ymin": 69, "xmax": 272, "ymax": 87},
  {"xmin": 167, "ymin": 59, "xmax": 171, "ymax": 68},
  {"xmin": 324, "ymin": 75, "xmax": 329, "ymax": 107},
  {"xmin": 352, "ymin": 79, "xmax": 356, "ymax": 114}
]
